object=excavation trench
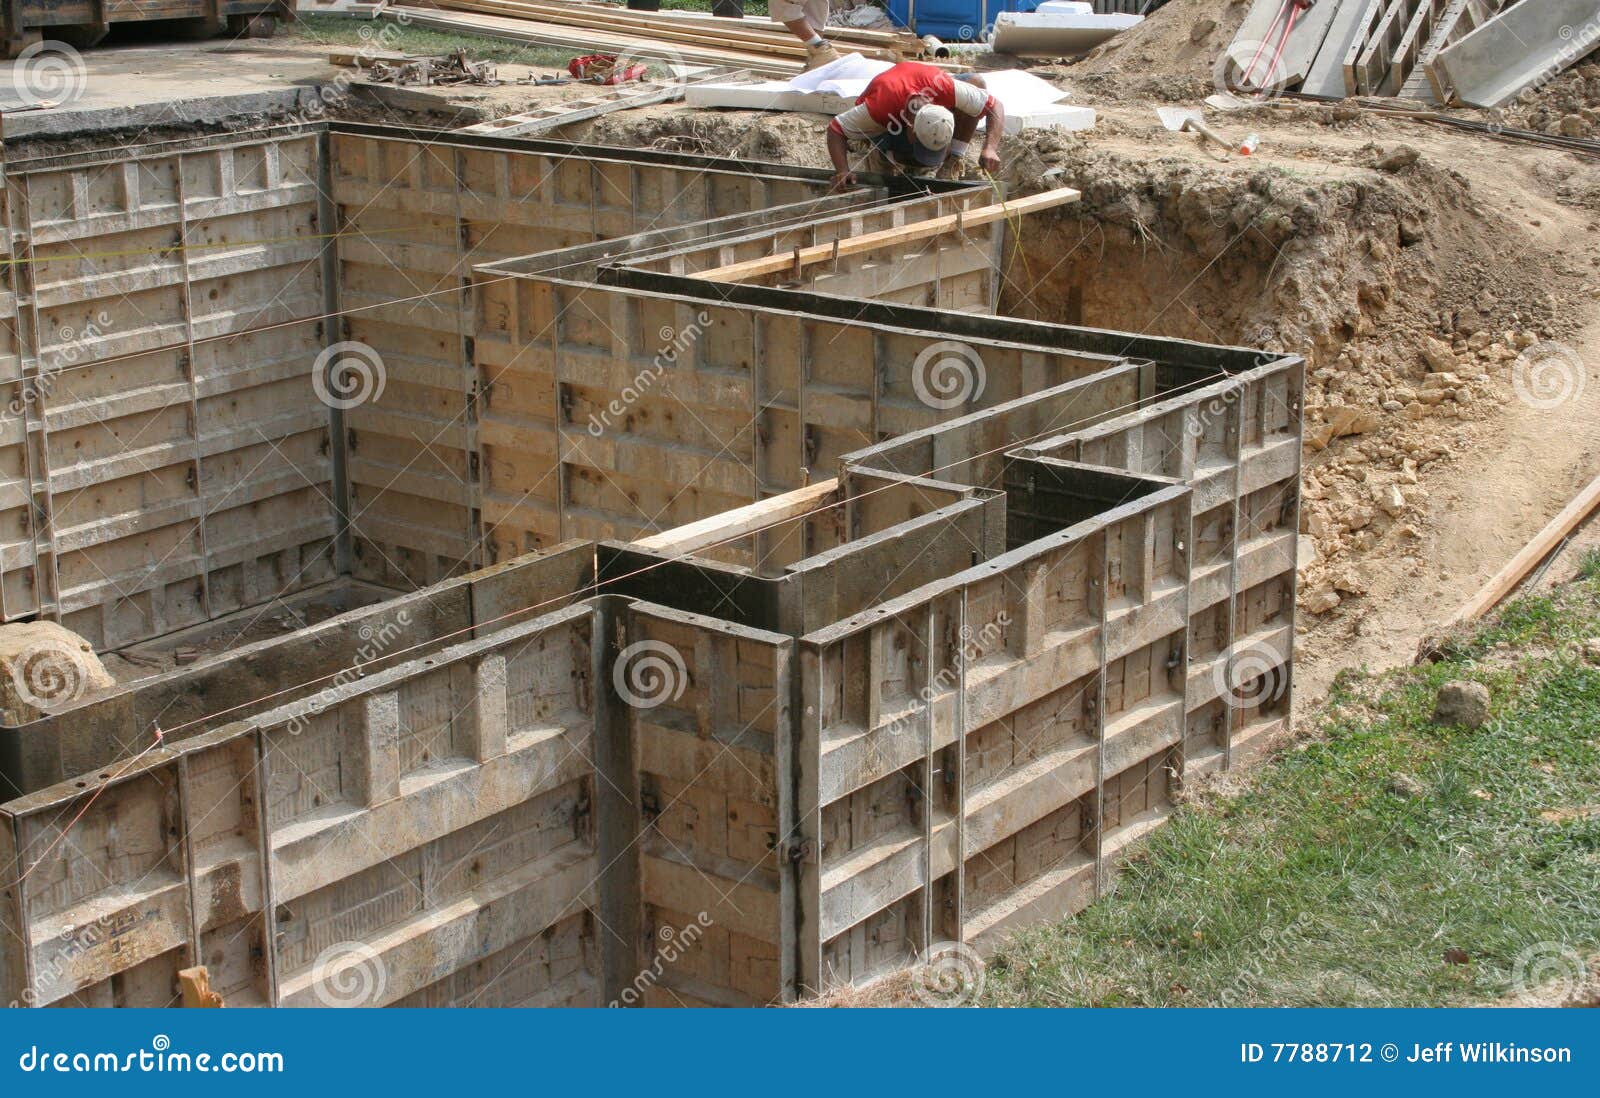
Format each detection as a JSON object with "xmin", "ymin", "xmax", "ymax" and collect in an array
[
  {"xmin": 0, "ymin": 120, "xmax": 1306, "ymax": 1011},
  {"xmin": 21, "ymin": 111, "xmax": 1581, "ymax": 1012}
]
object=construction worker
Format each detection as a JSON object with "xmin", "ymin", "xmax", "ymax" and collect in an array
[
  {"xmin": 772, "ymin": 0, "xmax": 841, "ymax": 70},
  {"xmin": 826, "ymin": 61, "xmax": 1006, "ymax": 192}
]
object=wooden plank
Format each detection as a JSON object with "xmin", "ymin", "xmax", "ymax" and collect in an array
[
  {"xmin": 696, "ymin": 188, "xmax": 1082, "ymax": 284},
  {"xmin": 385, "ymin": 5, "xmax": 805, "ymax": 75},
  {"xmin": 1352, "ymin": 0, "xmax": 1419, "ymax": 96},
  {"xmin": 632, "ymin": 479, "xmax": 838, "ymax": 554},
  {"xmin": 453, "ymin": 80, "xmax": 690, "ymax": 138},
  {"xmin": 426, "ymin": 0, "xmax": 874, "ymax": 60},
  {"xmin": 1446, "ymin": 470, "xmax": 1600, "ymax": 626}
]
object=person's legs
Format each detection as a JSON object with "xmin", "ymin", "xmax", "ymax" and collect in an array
[
  {"xmin": 773, "ymin": 0, "xmax": 839, "ymax": 67},
  {"xmin": 871, "ymin": 130, "xmax": 934, "ymax": 178}
]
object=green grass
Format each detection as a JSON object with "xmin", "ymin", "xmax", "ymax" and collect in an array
[
  {"xmin": 980, "ymin": 572, "xmax": 1600, "ymax": 1007},
  {"xmin": 288, "ymin": 13, "xmax": 576, "ymax": 69},
  {"xmin": 662, "ymin": 0, "xmax": 771, "ymax": 14},
  {"xmin": 1579, "ymin": 547, "xmax": 1600, "ymax": 582}
]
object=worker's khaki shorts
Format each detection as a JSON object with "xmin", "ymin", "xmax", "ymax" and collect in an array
[{"xmin": 771, "ymin": 0, "xmax": 829, "ymax": 29}]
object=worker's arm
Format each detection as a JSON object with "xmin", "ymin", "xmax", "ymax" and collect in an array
[
  {"xmin": 978, "ymin": 97, "xmax": 1005, "ymax": 174},
  {"xmin": 950, "ymin": 77, "xmax": 1004, "ymax": 174},
  {"xmin": 827, "ymin": 106, "xmax": 883, "ymax": 192},
  {"xmin": 826, "ymin": 127, "xmax": 856, "ymax": 191}
]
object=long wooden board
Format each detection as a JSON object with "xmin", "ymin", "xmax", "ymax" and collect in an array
[
  {"xmin": 696, "ymin": 188, "xmax": 1082, "ymax": 284},
  {"xmin": 423, "ymin": 0, "xmax": 902, "ymax": 61},
  {"xmin": 385, "ymin": 5, "xmax": 805, "ymax": 75},
  {"xmin": 1447, "ymin": 470, "xmax": 1600, "ymax": 626}
]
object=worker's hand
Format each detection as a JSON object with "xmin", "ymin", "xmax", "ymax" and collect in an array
[
  {"xmin": 829, "ymin": 169, "xmax": 857, "ymax": 193},
  {"xmin": 978, "ymin": 149, "xmax": 1001, "ymax": 175}
]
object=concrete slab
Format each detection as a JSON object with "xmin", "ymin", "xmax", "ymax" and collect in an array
[
  {"xmin": 0, "ymin": 41, "xmax": 340, "ymax": 138},
  {"xmin": 991, "ymin": 10, "xmax": 1142, "ymax": 57},
  {"xmin": 1302, "ymin": 0, "xmax": 1376, "ymax": 99},
  {"xmin": 1226, "ymin": 0, "xmax": 1344, "ymax": 91},
  {"xmin": 1431, "ymin": 0, "xmax": 1600, "ymax": 108}
]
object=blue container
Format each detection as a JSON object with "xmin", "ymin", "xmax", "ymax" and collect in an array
[{"xmin": 882, "ymin": 0, "xmax": 1046, "ymax": 42}]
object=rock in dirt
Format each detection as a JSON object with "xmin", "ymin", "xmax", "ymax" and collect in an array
[
  {"xmin": 1303, "ymin": 588, "xmax": 1341, "ymax": 614},
  {"xmin": 1375, "ymin": 145, "xmax": 1421, "ymax": 172},
  {"xmin": 1420, "ymin": 336, "xmax": 1457, "ymax": 374},
  {"xmin": 0, "ymin": 621, "xmax": 114, "ymax": 724},
  {"xmin": 1432, "ymin": 680, "xmax": 1491, "ymax": 729},
  {"xmin": 1582, "ymin": 639, "xmax": 1600, "ymax": 665},
  {"xmin": 1307, "ymin": 406, "xmax": 1381, "ymax": 450},
  {"xmin": 1190, "ymin": 17, "xmax": 1216, "ymax": 42},
  {"xmin": 1388, "ymin": 773, "xmax": 1425, "ymax": 799}
]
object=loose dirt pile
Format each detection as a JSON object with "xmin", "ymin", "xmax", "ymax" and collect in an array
[
  {"xmin": 1494, "ymin": 60, "xmax": 1600, "ymax": 138},
  {"xmin": 995, "ymin": 122, "xmax": 1587, "ymax": 661},
  {"xmin": 1023, "ymin": 0, "xmax": 1250, "ymax": 103}
]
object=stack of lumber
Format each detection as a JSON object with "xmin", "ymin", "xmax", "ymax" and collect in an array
[{"xmin": 397, "ymin": 0, "xmax": 924, "ymax": 77}]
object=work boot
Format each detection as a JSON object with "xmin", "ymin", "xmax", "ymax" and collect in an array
[{"xmin": 804, "ymin": 41, "xmax": 841, "ymax": 70}]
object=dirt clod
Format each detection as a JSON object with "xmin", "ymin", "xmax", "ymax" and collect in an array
[{"xmin": 1433, "ymin": 681, "xmax": 1492, "ymax": 729}]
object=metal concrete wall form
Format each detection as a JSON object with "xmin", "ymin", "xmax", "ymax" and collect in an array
[
  {"xmin": 328, "ymin": 128, "xmax": 873, "ymax": 591},
  {"xmin": 0, "ymin": 129, "xmax": 1302, "ymax": 1008},
  {"xmin": 0, "ymin": 126, "xmax": 334, "ymax": 650},
  {"xmin": 0, "ymin": 123, "xmax": 884, "ymax": 654}
]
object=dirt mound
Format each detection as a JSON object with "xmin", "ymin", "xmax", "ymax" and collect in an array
[
  {"xmin": 1028, "ymin": 0, "xmax": 1247, "ymax": 102},
  {"xmin": 1491, "ymin": 59, "xmax": 1600, "ymax": 139},
  {"xmin": 995, "ymin": 124, "xmax": 1585, "ymax": 657},
  {"xmin": 585, "ymin": 109, "xmax": 831, "ymax": 166}
]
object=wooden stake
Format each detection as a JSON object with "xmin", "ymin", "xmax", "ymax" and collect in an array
[{"xmin": 178, "ymin": 966, "xmax": 225, "ymax": 1008}]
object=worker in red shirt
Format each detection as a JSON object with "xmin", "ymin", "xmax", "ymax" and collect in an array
[{"xmin": 826, "ymin": 61, "xmax": 1006, "ymax": 192}]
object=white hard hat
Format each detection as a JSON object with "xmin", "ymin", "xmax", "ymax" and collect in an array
[{"xmin": 911, "ymin": 105, "xmax": 956, "ymax": 165}]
